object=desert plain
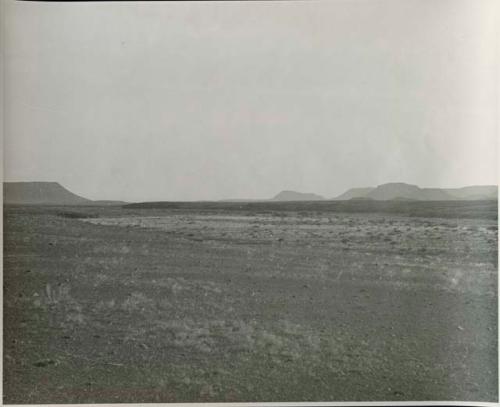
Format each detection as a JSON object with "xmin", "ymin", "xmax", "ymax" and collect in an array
[{"xmin": 3, "ymin": 200, "xmax": 498, "ymax": 403}]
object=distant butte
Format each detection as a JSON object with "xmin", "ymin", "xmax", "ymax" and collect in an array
[
  {"xmin": 333, "ymin": 182, "xmax": 497, "ymax": 201},
  {"xmin": 3, "ymin": 182, "xmax": 125, "ymax": 206}
]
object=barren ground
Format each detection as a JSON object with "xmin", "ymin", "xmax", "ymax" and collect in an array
[{"xmin": 3, "ymin": 201, "xmax": 498, "ymax": 403}]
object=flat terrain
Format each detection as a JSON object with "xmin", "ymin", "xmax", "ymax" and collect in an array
[{"xmin": 3, "ymin": 201, "xmax": 498, "ymax": 403}]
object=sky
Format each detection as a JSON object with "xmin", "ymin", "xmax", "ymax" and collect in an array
[{"xmin": 3, "ymin": 0, "xmax": 498, "ymax": 201}]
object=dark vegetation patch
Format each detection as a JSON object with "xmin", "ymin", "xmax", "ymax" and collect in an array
[
  {"xmin": 57, "ymin": 211, "xmax": 98, "ymax": 219},
  {"xmin": 123, "ymin": 200, "xmax": 498, "ymax": 220}
]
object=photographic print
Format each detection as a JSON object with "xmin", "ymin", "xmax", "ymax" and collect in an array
[{"xmin": 2, "ymin": 0, "xmax": 498, "ymax": 404}]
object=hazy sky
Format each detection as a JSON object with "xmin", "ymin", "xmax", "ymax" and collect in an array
[{"xmin": 3, "ymin": 0, "xmax": 498, "ymax": 201}]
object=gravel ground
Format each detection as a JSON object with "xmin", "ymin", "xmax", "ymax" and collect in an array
[{"xmin": 3, "ymin": 202, "xmax": 498, "ymax": 403}]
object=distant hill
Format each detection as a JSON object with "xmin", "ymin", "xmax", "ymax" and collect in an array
[
  {"xmin": 443, "ymin": 185, "xmax": 498, "ymax": 200},
  {"xmin": 4, "ymin": 182, "xmax": 91, "ymax": 205},
  {"xmin": 219, "ymin": 198, "xmax": 266, "ymax": 203},
  {"xmin": 334, "ymin": 183, "xmax": 497, "ymax": 201},
  {"xmin": 418, "ymin": 188, "xmax": 456, "ymax": 201},
  {"xmin": 3, "ymin": 182, "xmax": 125, "ymax": 206},
  {"xmin": 366, "ymin": 183, "xmax": 452, "ymax": 201},
  {"xmin": 349, "ymin": 196, "xmax": 375, "ymax": 201},
  {"xmin": 271, "ymin": 190, "xmax": 325, "ymax": 201},
  {"xmin": 335, "ymin": 187, "xmax": 375, "ymax": 200}
]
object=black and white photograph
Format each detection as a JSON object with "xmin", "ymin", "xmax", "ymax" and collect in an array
[{"xmin": 1, "ymin": 0, "xmax": 498, "ymax": 404}]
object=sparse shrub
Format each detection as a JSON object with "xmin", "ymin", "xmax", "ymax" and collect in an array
[
  {"xmin": 66, "ymin": 312, "xmax": 85, "ymax": 324},
  {"xmin": 95, "ymin": 299, "xmax": 116, "ymax": 310},
  {"xmin": 36, "ymin": 283, "xmax": 86, "ymax": 327},
  {"xmin": 257, "ymin": 331, "xmax": 284, "ymax": 354},
  {"xmin": 121, "ymin": 292, "xmax": 154, "ymax": 312},
  {"xmin": 45, "ymin": 283, "xmax": 71, "ymax": 305}
]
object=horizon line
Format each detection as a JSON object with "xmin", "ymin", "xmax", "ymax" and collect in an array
[{"xmin": 3, "ymin": 180, "xmax": 498, "ymax": 203}]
